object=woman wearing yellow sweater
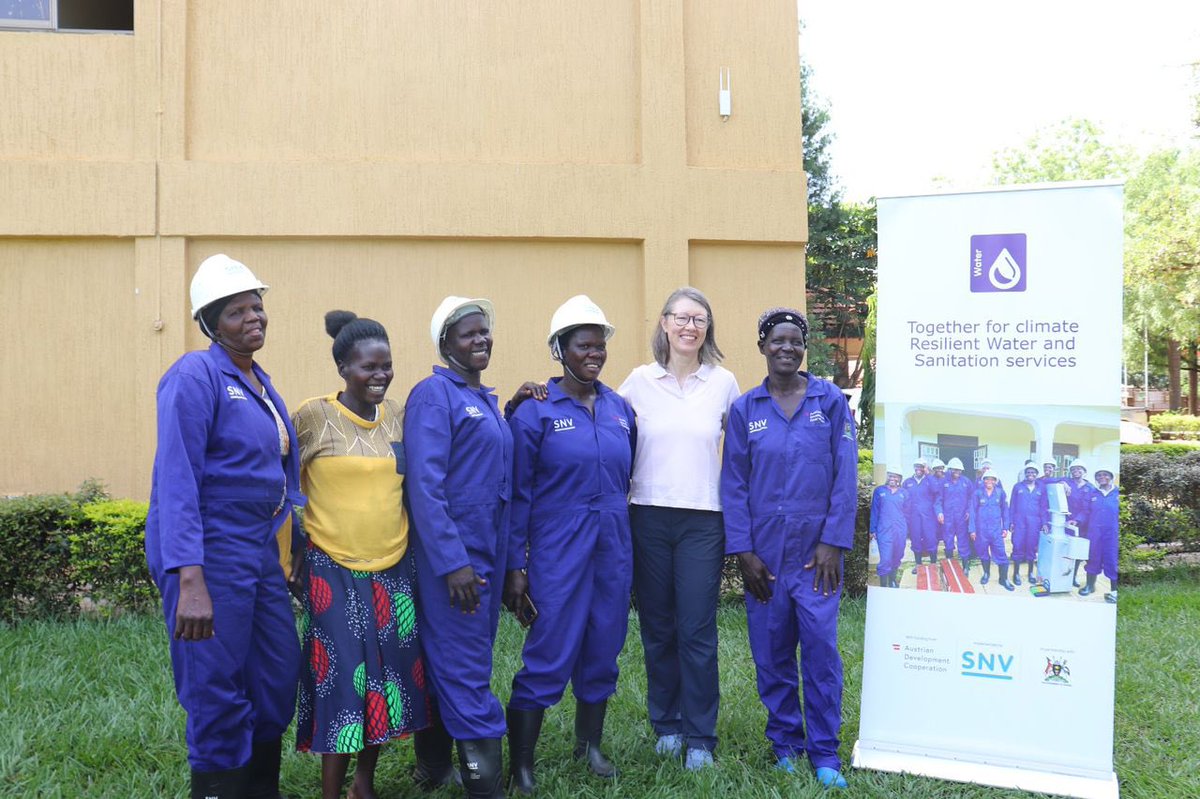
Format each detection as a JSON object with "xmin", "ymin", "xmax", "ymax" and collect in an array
[{"xmin": 293, "ymin": 311, "xmax": 429, "ymax": 799}]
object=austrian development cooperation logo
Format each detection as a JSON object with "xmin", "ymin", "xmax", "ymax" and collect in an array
[{"xmin": 970, "ymin": 233, "xmax": 1027, "ymax": 292}]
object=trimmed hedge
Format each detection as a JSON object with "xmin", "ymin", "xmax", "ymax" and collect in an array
[
  {"xmin": 1120, "ymin": 442, "xmax": 1200, "ymax": 458},
  {"xmin": 0, "ymin": 492, "xmax": 83, "ymax": 621},
  {"xmin": 1148, "ymin": 412, "xmax": 1200, "ymax": 440},
  {"xmin": 70, "ymin": 500, "xmax": 155, "ymax": 614}
]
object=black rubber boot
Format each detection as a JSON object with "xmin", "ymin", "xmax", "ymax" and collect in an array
[
  {"xmin": 414, "ymin": 705, "xmax": 459, "ymax": 791},
  {"xmin": 1079, "ymin": 575, "xmax": 1098, "ymax": 597},
  {"xmin": 191, "ymin": 765, "xmax": 249, "ymax": 799},
  {"xmin": 573, "ymin": 700, "xmax": 616, "ymax": 778},
  {"xmin": 507, "ymin": 707, "xmax": 545, "ymax": 795},
  {"xmin": 961, "ymin": 556, "xmax": 971, "ymax": 578},
  {"xmin": 878, "ymin": 575, "xmax": 889, "ymax": 587},
  {"xmin": 1012, "ymin": 562, "xmax": 1023, "ymax": 586},
  {"xmin": 890, "ymin": 571, "xmax": 900, "ymax": 588},
  {"xmin": 980, "ymin": 562, "xmax": 990, "ymax": 585},
  {"xmin": 245, "ymin": 739, "xmax": 291, "ymax": 799},
  {"xmin": 457, "ymin": 738, "xmax": 505, "ymax": 799},
  {"xmin": 999, "ymin": 564, "xmax": 1015, "ymax": 592},
  {"xmin": 1072, "ymin": 560, "xmax": 1082, "ymax": 587}
]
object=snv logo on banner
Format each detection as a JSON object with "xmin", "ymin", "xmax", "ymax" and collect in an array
[
  {"xmin": 971, "ymin": 233, "xmax": 1027, "ymax": 292},
  {"xmin": 961, "ymin": 648, "xmax": 1016, "ymax": 680}
]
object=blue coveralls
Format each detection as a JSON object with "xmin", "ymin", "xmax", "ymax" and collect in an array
[
  {"xmin": 1084, "ymin": 487, "xmax": 1119, "ymax": 581},
  {"xmin": 1009, "ymin": 481, "xmax": 1047, "ymax": 564},
  {"xmin": 506, "ymin": 379, "xmax": 636, "ymax": 709},
  {"xmin": 869, "ymin": 485, "xmax": 908, "ymax": 577},
  {"xmin": 145, "ymin": 342, "xmax": 304, "ymax": 772},
  {"xmin": 901, "ymin": 475, "xmax": 942, "ymax": 559},
  {"xmin": 968, "ymin": 485, "xmax": 1010, "ymax": 566},
  {"xmin": 940, "ymin": 476, "xmax": 974, "ymax": 560},
  {"xmin": 403, "ymin": 366, "xmax": 513, "ymax": 741},
  {"xmin": 721, "ymin": 375, "xmax": 857, "ymax": 770},
  {"xmin": 1066, "ymin": 479, "xmax": 1097, "ymax": 538}
]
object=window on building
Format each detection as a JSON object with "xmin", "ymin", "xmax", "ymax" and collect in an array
[{"xmin": 2, "ymin": 0, "xmax": 132, "ymax": 32}]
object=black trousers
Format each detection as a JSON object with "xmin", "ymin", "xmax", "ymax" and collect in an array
[{"xmin": 630, "ymin": 504, "xmax": 724, "ymax": 752}]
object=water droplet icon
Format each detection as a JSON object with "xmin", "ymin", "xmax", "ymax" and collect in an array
[{"xmin": 988, "ymin": 248, "xmax": 1022, "ymax": 290}]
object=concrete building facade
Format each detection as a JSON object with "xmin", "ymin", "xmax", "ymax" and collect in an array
[{"xmin": 1, "ymin": 1, "xmax": 808, "ymax": 498}]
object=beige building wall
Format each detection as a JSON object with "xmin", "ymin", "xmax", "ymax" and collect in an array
[{"xmin": 0, "ymin": 1, "xmax": 808, "ymax": 499}]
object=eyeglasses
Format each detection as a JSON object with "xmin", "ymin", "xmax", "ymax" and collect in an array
[{"xmin": 664, "ymin": 313, "xmax": 710, "ymax": 329}]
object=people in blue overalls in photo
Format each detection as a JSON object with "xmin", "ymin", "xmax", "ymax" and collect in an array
[
  {"xmin": 928, "ymin": 458, "xmax": 947, "ymax": 557},
  {"xmin": 1009, "ymin": 461, "xmax": 1048, "ymax": 586},
  {"xmin": 722, "ymin": 308, "xmax": 856, "ymax": 790},
  {"xmin": 1036, "ymin": 458, "xmax": 1062, "ymax": 494},
  {"xmin": 902, "ymin": 457, "xmax": 942, "ymax": 571},
  {"xmin": 968, "ymin": 469, "xmax": 1014, "ymax": 591},
  {"xmin": 869, "ymin": 469, "xmax": 908, "ymax": 588},
  {"xmin": 941, "ymin": 458, "xmax": 975, "ymax": 574},
  {"xmin": 1080, "ymin": 467, "xmax": 1119, "ymax": 603},
  {"xmin": 502, "ymin": 296, "xmax": 636, "ymax": 794},
  {"xmin": 145, "ymin": 254, "xmax": 305, "ymax": 799},
  {"xmin": 404, "ymin": 296, "xmax": 514, "ymax": 799},
  {"xmin": 1064, "ymin": 459, "xmax": 1097, "ymax": 588}
]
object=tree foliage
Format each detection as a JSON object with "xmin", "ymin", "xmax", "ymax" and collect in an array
[
  {"xmin": 802, "ymin": 62, "xmax": 878, "ymax": 389},
  {"xmin": 992, "ymin": 119, "xmax": 1200, "ymax": 407}
]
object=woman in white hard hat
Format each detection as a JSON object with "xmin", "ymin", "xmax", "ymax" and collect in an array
[
  {"xmin": 721, "ymin": 307, "xmax": 856, "ymax": 788},
  {"xmin": 403, "ymin": 297, "xmax": 512, "ymax": 799},
  {"xmin": 616, "ymin": 287, "xmax": 740, "ymax": 769},
  {"xmin": 869, "ymin": 468, "xmax": 909, "ymax": 587},
  {"xmin": 144, "ymin": 254, "xmax": 305, "ymax": 799},
  {"xmin": 290, "ymin": 312, "xmax": 431, "ymax": 799},
  {"xmin": 501, "ymin": 296, "xmax": 637, "ymax": 793}
]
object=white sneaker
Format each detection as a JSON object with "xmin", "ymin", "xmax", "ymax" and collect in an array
[
  {"xmin": 684, "ymin": 748, "xmax": 714, "ymax": 770},
  {"xmin": 655, "ymin": 734, "xmax": 682, "ymax": 757}
]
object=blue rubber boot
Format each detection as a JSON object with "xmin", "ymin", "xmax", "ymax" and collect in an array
[{"xmin": 815, "ymin": 767, "xmax": 848, "ymax": 789}]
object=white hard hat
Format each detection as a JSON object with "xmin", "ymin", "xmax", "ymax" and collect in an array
[
  {"xmin": 546, "ymin": 295, "xmax": 615, "ymax": 348},
  {"xmin": 1094, "ymin": 466, "xmax": 1114, "ymax": 477},
  {"xmin": 913, "ymin": 457, "xmax": 928, "ymax": 467},
  {"xmin": 1023, "ymin": 460, "xmax": 1039, "ymax": 471},
  {"xmin": 1043, "ymin": 457, "xmax": 1057, "ymax": 467},
  {"xmin": 886, "ymin": 466, "xmax": 903, "ymax": 477},
  {"xmin": 429, "ymin": 296, "xmax": 496, "ymax": 361},
  {"xmin": 1069, "ymin": 459, "xmax": 1088, "ymax": 473},
  {"xmin": 946, "ymin": 457, "xmax": 964, "ymax": 471},
  {"xmin": 190, "ymin": 254, "xmax": 269, "ymax": 319},
  {"xmin": 930, "ymin": 458, "xmax": 946, "ymax": 469},
  {"xmin": 981, "ymin": 468, "xmax": 998, "ymax": 481},
  {"xmin": 980, "ymin": 458, "xmax": 993, "ymax": 466}
]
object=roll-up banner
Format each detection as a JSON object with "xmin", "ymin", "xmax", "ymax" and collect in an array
[{"xmin": 853, "ymin": 182, "xmax": 1123, "ymax": 799}]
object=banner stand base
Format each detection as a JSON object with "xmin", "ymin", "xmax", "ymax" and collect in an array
[{"xmin": 852, "ymin": 740, "xmax": 1119, "ymax": 799}]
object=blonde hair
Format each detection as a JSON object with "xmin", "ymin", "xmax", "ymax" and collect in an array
[{"xmin": 651, "ymin": 286, "xmax": 724, "ymax": 367}]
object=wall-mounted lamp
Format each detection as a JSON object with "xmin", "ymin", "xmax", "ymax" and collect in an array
[{"xmin": 719, "ymin": 67, "xmax": 731, "ymax": 121}]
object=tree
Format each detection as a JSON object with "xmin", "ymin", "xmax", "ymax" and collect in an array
[
  {"xmin": 802, "ymin": 61, "xmax": 878, "ymax": 389},
  {"xmin": 992, "ymin": 119, "xmax": 1200, "ymax": 412}
]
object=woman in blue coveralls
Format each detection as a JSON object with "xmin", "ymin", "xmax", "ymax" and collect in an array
[
  {"xmin": 869, "ymin": 468, "xmax": 908, "ymax": 588},
  {"xmin": 501, "ymin": 296, "xmax": 637, "ymax": 794},
  {"xmin": 403, "ymin": 296, "xmax": 513, "ymax": 799},
  {"xmin": 968, "ymin": 468, "xmax": 1015, "ymax": 591},
  {"xmin": 145, "ymin": 254, "xmax": 304, "ymax": 799},
  {"xmin": 721, "ymin": 307, "xmax": 857, "ymax": 790},
  {"xmin": 1080, "ymin": 466, "xmax": 1119, "ymax": 603}
]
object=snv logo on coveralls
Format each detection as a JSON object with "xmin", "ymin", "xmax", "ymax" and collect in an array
[
  {"xmin": 553, "ymin": 418, "xmax": 576, "ymax": 432},
  {"xmin": 748, "ymin": 419, "xmax": 768, "ymax": 434},
  {"xmin": 464, "ymin": 405, "xmax": 484, "ymax": 418},
  {"xmin": 225, "ymin": 385, "xmax": 248, "ymax": 401}
]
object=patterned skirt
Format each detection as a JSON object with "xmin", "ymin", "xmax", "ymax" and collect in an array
[{"xmin": 296, "ymin": 543, "xmax": 430, "ymax": 754}]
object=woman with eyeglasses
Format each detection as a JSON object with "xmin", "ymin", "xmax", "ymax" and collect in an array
[{"xmin": 616, "ymin": 287, "xmax": 740, "ymax": 770}]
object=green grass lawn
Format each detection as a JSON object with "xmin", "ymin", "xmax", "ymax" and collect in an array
[{"xmin": 1, "ymin": 567, "xmax": 1197, "ymax": 798}]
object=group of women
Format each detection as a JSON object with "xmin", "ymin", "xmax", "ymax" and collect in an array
[{"xmin": 146, "ymin": 254, "xmax": 857, "ymax": 799}]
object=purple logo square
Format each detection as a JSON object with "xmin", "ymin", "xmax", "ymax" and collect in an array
[{"xmin": 970, "ymin": 233, "xmax": 1027, "ymax": 292}]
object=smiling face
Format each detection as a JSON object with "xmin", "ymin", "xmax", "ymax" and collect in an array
[
  {"xmin": 1025, "ymin": 467, "xmax": 1038, "ymax": 482},
  {"xmin": 340, "ymin": 338, "xmax": 393, "ymax": 410},
  {"xmin": 441, "ymin": 312, "xmax": 493, "ymax": 373},
  {"xmin": 886, "ymin": 473, "xmax": 901, "ymax": 489},
  {"xmin": 660, "ymin": 297, "xmax": 709, "ymax": 361},
  {"xmin": 213, "ymin": 291, "xmax": 267, "ymax": 354},
  {"xmin": 1096, "ymin": 471, "xmax": 1113, "ymax": 488},
  {"xmin": 561, "ymin": 324, "xmax": 607, "ymax": 383},
  {"xmin": 1071, "ymin": 465, "xmax": 1085, "ymax": 480},
  {"xmin": 912, "ymin": 463, "xmax": 926, "ymax": 478},
  {"xmin": 759, "ymin": 321, "xmax": 805, "ymax": 377}
]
